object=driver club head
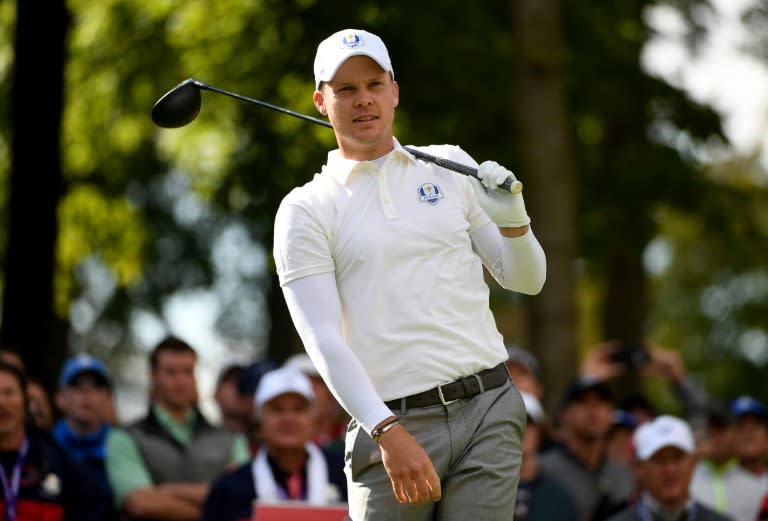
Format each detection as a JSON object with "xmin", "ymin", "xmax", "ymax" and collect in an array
[{"xmin": 151, "ymin": 78, "xmax": 202, "ymax": 128}]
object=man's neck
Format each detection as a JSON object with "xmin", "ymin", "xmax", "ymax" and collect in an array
[
  {"xmin": 338, "ymin": 138, "xmax": 394, "ymax": 161},
  {"xmin": 155, "ymin": 402, "xmax": 191, "ymax": 425},
  {"xmin": 65, "ymin": 417, "xmax": 103, "ymax": 436},
  {"xmin": 564, "ymin": 433, "xmax": 605, "ymax": 469},
  {"xmin": 0, "ymin": 427, "xmax": 26, "ymax": 451},
  {"xmin": 740, "ymin": 458, "xmax": 766, "ymax": 477},
  {"xmin": 268, "ymin": 446, "xmax": 308, "ymax": 474},
  {"xmin": 645, "ymin": 492, "xmax": 690, "ymax": 519}
]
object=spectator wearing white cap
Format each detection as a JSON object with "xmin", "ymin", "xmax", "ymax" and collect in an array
[
  {"xmin": 284, "ymin": 353, "xmax": 348, "ymax": 451},
  {"xmin": 607, "ymin": 415, "xmax": 734, "ymax": 521},
  {"xmin": 202, "ymin": 367, "xmax": 347, "ymax": 521},
  {"xmin": 514, "ymin": 392, "xmax": 578, "ymax": 521}
]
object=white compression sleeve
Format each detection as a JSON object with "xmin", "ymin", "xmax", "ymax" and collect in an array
[
  {"xmin": 470, "ymin": 222, "xmax": 546, "ymax": 295},
  {"xmin": 282, "ymin": 272, "xmax": 394, "ymax": 434}
]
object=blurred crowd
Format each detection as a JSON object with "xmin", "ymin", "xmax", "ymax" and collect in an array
[
  {"xmin": 506, "ymin": 341, "xmax": 768, "ymax": 521},
  {"xmin": 2, "ymin": 337, "xmax": 768, "ymax": 521}
]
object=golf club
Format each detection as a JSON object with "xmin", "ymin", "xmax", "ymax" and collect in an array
[{"xmin": 152, "ymin": 78, "xmax": 522, "ymax": 193}]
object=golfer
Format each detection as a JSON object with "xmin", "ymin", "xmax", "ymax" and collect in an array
[{"xmin": 273, "ymin": 28, "xmax": 546, "ymax": 520}]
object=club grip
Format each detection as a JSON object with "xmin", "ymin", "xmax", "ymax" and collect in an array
[{"xmin": 404, "ymin": 147, "xmax": 522, "ymax": 193}]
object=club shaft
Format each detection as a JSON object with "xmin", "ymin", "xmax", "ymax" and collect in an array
[
  {"xmin": 190, "ymin": 79, "xmax": 522, "ymax": 193},
  {"xmin": 194, "ymin": 80, "xmax": 333, "ymax": 129}
]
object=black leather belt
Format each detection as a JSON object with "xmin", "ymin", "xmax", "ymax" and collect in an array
[{"xmin": 384, "ymin": 363, "xmax": 510, "ymax": 410}]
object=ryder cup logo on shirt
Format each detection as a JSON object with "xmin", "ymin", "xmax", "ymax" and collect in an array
[
  {"xmin": 42, "ymin": 473, "xmax": 61, "ymax": 497},
  {"xmin": 340, "ymin": 33, "xmax": 362, "ymax": 49},
  {"xmin": 418, "ymin": 183, "xmax": 443, "ymax": 204}
]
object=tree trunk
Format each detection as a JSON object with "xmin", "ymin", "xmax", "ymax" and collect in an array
[
  {"xmin": 512, "ymin": 0, "xmax": 578, "ymax": 414},
  {"xmin": 1, "ymin": 0, "xmax": 70, "ymax": 397}
]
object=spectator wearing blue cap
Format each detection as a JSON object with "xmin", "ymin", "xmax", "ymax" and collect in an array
[
  {"xmin": 730, "ymin": 396, "xmax": 768, "ymax": 485},
  {"xmin": 54, "ymin": 353, "xmax": 119, "ymax": 520},
  {"xmin": 607, "ymin": 410, "xmax": 639, "ymax": 468}
]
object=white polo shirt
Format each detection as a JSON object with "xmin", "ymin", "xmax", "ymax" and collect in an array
[{"xmin": 273, "ymin": 139, "xmax": 508, "ymax": 401}]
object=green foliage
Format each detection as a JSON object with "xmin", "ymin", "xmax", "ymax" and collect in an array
[{"xmin": 648, "ymin": 156, "xmax": 768, "ymax": 399}]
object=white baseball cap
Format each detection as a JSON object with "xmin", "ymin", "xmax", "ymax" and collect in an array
[
  {"xmin": 314, "ymin": 29, "xmax": 393, "ymax": 89},
  {"xmin": 520, "ymin": 391, "xmax": 545, "ymax": 424},
  {"xmin": 255, "ymin": 367, "xmax": 314, "ymax": 409},
  {"xmin": 283, "ymin": 353, "xmax": 320, "ymax": 377},
  {"xmin": 633, "ymin": 415, "xmax": 695, "ymax": 460}
]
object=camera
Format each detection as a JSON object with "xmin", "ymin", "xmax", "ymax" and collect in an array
[{"xmin": 610, "ymin": 343, "xmax": 650, "ymax": 368}]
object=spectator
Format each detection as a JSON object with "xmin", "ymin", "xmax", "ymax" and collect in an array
[
  {"xmin": 27, "ymin": 378, "xmax": 55, "ymax": 431},
  {"xmin": 105, "ymin": 336, "xmax": 251, "ymax": 521},
  {"xmin": 757, "ymin": 495, "xmax": 768, "ymax": 520},
  {"xmin": 214, "ymin": 363, "xmax": 248, "ymax": 434},
  {"xmin": 0, "ymin": 360, "xmax": 112, "ymax": 521},
  {"xmin": 607, "ymin": 410, "xmax": 639, "ymax": 468},
  {"xmin": 0, "ymin": 346, "xmax": 24, "ymax": 370},
  {"xmin": 202, "ymin": 367, "xmax": 347, "ymax": 521},
  {"xmin": 607, "ymin": 415, "xmax": 733, "ymax": 521},
  {"xmin": 283, "ymin": 353, "xmax": 348, "ymax": 451},
  {"xmin": 0, "ymin": 346, "xmax": 60, "ymax": 431},
  {"xmin": 504, "ymin": 344, "xmax": 543, "ymax": 400},
  {"xmin": 514, "ymin": 391, "xmax": 579, "ymax": 520},
  {"xmin": 580, "ymin": 341, "xmax": 710, "ymax": 425},
  {"xmin": 235, "ymin": 358, "xmax": 278, "ymax": 454},
  {"xmin": 53, "ymin": 354, "xmax": 119, "ymax": 520},
  {"xmin": 731, "ymin": 396, "xmax": 768, "ymax": 485},
  {"xmin": 538, "ymin": 378, "xmax": 634, "ymax": 521},
  {"xmin": 691, "ymin": 399, "xmax": 767, "ymax": 521},
  {"xmin": 695, "ymin": 401, "xmax": 736, "ymax": 464}
]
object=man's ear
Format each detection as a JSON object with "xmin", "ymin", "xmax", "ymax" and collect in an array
[
  {"xmin": 393, "ymin": 80, "xmax": 399, "ymax": 109},
  {"xmin": 54, "ymin": 390, "xmax": 66, "ymax": 411},
  {"xmin": 313, "ymin": 90, "xmax": 327, "ymax": 116}
]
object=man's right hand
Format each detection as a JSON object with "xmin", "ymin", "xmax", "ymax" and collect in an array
[{"xmin": 377, "ymin": 424, "xmax": 442, "ymax": 504}]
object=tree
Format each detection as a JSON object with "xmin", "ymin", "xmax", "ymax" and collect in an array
[
  {"xmin": 1, "ymin": 0, "xmax": 70, "ymax": 393},
  {"xmin": 512, "ymin": 0, "xmax": 579, "ymax": 412}
]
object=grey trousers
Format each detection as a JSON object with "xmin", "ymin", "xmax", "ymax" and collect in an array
[{"xmin": 345, "ymin": 379, "xmax": 525, "ymax": 521}]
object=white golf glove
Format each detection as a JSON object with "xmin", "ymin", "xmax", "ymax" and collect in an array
[{"xmin": 470, "ymin": 161, "xmax": 531, "ymax": 228}]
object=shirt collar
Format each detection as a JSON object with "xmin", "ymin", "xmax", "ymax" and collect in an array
[
  {"xmin": 152, "ymin": 404, "xmax": 196, "ymax": 444},
  {"xmin": 643, "ymin": 491, "xmax": 695, "ymax": 520},
  {"xmin": 322, "ymin": 137, "xmax": 418, "ymax": 185}
]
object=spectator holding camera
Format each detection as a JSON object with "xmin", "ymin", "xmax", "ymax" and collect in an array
[{"xmin": 580, "ymin": 340, "xmax": 710, "ymax": 424}]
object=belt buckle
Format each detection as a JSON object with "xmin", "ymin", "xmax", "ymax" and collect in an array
[{"xmin": 437, "ymin": 383, "xmax": 459, "ymax": 406}]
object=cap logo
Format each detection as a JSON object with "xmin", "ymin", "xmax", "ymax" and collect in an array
[
  {"xmin": 340, "ymin": 33, "xmax": 363, "ymax": 49},
  {"xmin": 418, "ymin": 183, "xmax": 443, "ymax": 204}
]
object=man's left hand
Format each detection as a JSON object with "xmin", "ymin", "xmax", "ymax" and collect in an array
[{"xmin": 470, "ymin": 161, "xmax": 531, "ymax": 228}]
